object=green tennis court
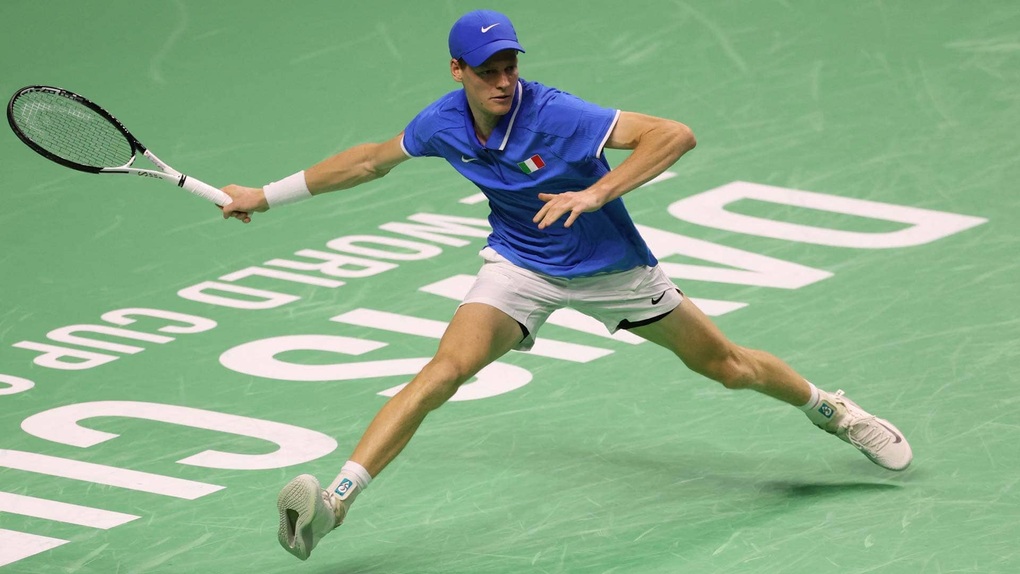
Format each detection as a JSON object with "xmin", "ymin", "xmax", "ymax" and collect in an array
[{"xmin": 1, "ymin": 2, "xmax": 1017, "ymax": 572}]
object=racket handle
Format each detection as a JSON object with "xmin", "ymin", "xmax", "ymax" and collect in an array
[{"xmin": 180, "ymin": 175, "xmax": 233, "ymax": 207}]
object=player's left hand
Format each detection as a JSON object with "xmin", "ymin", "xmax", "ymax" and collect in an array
[{"xmin": 533, "ymin": 191, "xmax": 604, "ymax": 229}]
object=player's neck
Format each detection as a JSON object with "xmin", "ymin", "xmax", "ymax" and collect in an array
[{"xmin": 470, "ymin": 108, "xmax": 501, "ymax": 145}]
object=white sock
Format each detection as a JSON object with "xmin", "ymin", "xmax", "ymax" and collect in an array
[
  {"xmin": 799, "ymin": 381, "xmax": 837, "ymax": 426},
  {"xmin": 327, "ymin": 461, "xmax": 373, "ymax": 508}
]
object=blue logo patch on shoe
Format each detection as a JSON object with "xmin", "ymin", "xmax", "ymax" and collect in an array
[
  {"xmin": 818, "ymin": 402, "xmax": 835, "ymax": 419},
  {"xmin": 334, "ymin": 478, "xmax": 354, "ymax": 498}
]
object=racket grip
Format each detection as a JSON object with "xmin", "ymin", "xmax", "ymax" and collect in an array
[{"xmin": 180, "ymin": 175, "xmax": 233, "ymax": 207}]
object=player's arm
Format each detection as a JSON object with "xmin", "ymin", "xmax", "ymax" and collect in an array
[
  {"xmin": 304, "ymin": 132, "xmax": 411, "ymax": 194},
  {"xmin": 221, "ymin": 132, "xmax": 411, "ymax": 222},
  {"xmin": 533, "ymin": 112, "xmax": 695, "ymax": 229}
]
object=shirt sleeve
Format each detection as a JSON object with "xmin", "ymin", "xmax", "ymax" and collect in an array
[
  {"xmin": 537, "ymin": 88, "xmax": 619, "ymax": 161},
  {"xmin": 401, "ymin": 110, "xmax": 433, "ymax": 158}
]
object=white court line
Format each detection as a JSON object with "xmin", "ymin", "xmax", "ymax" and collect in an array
[
  {"xmin": 0, "ymin": 529, "xmax": 69, "ymax": 568},
  {"xmin": 0, "ymin": 491, "xmax": 139, "ymax": 529}
]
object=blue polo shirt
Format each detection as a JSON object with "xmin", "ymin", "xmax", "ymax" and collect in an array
[{"xmin": 401, "ymin": 79, "xmax": 657, "ymax": 278}]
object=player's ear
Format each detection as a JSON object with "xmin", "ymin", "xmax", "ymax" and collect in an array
[{"xmin": 450, "ymin": 58, "xmax": 464, "ymax": 83}]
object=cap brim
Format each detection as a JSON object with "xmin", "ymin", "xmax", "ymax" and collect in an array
[{"xmin": 461, "ymin": 40, "xmax": 525, "ymax": 67}]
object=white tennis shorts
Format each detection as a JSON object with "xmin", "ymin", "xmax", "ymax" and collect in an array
[{"xmin": 462, "ymin": 247, "xmax": 684, "ymax": 351}]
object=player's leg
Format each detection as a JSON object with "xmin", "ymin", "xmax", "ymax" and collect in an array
[
  {"xmin": 627, "ymin": 297, "xmax": 912, "ymax": 471},
  {"xmin": 347, "ymin": 302, "xmax": 526, "ymax": 476},
  {"xmin": 277, "ymin": 302, "xmax": 525, "ymax": 561},
  {"xmin": 627, "ymin": 296, "xmax": 811, "ymax": 405}
]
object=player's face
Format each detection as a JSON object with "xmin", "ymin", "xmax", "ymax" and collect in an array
[{"xmin": 454, "ymin": 50, "xmax": 519, "ymax": 122}]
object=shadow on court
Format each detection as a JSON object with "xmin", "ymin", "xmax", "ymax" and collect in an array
[
  {"xmin": 294, "ymin": 445, "xmax": 909, "ymax": 574},
  {"xmin": 760, "ymin": 480, "xmax": 901, "ymax": 499}
]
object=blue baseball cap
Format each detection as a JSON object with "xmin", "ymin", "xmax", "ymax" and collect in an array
[{"xmin": 449, "ymin": 10, "xmax": 525, "ymax": 67}]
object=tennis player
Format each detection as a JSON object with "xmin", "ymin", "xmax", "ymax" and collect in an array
[{"xmin": 220, "ymin": 10, "xmax": 913, "ymax": 561}]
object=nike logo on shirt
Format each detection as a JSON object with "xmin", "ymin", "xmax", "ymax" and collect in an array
[
  {"xmin": 461, "ymin": 155, "xmax": 479, "ymax": 163},
  {"xmin": 481, "ymin": 23, "xmax": 500, "ymax": 33}
]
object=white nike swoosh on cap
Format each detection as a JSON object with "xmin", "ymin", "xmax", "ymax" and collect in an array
[{"xmin": 481, "ymin": 23, "xmax": 500, "ymax": 33}]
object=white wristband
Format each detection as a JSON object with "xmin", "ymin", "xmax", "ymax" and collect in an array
[{"xmin": 263, "ymin": 171, "xmax": 312, "ymax": 208}]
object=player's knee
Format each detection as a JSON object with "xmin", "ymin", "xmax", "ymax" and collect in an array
[
  {"xmin": 691, "ymin": 349, "xmax": 757, "ymax": 390},
  {"xmin": 409, "ymin": 358, "xmax": 475, "ymax": 409},
  {"xmin": 708, "ymin": 361, "xmax": 752, "ymax": 390}
]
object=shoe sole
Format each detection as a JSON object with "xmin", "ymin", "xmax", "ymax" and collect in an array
[{"xmin": 276, "ymin": 474, "xmax": 321, "ymax": 561}]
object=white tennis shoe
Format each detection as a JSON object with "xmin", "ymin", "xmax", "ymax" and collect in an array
[
  {"xmin": 277, "ymin": 474, "xmax": 345, "ymax": 561},
  {"xmin": 819, "ymin": 390, "xmax": 913, "ymax": 471}
]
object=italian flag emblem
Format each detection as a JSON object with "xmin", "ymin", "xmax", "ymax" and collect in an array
[{"xmin": 517, "ymin": 154, "xmax": 546, "ymax": 174}]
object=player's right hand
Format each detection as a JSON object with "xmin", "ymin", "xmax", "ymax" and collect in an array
[{"xmin": 219, "ymin": 184, "xmax": 269, "ymax": 224}]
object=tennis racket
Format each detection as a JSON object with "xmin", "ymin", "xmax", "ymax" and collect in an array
[{"xmin": 7, "ymin": 85, "xmax": 232, "ymax": 206}]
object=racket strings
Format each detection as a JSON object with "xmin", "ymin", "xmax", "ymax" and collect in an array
[{"xmin": 11, "ymin": 92, "xmax": 133, "ymax": 169}]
